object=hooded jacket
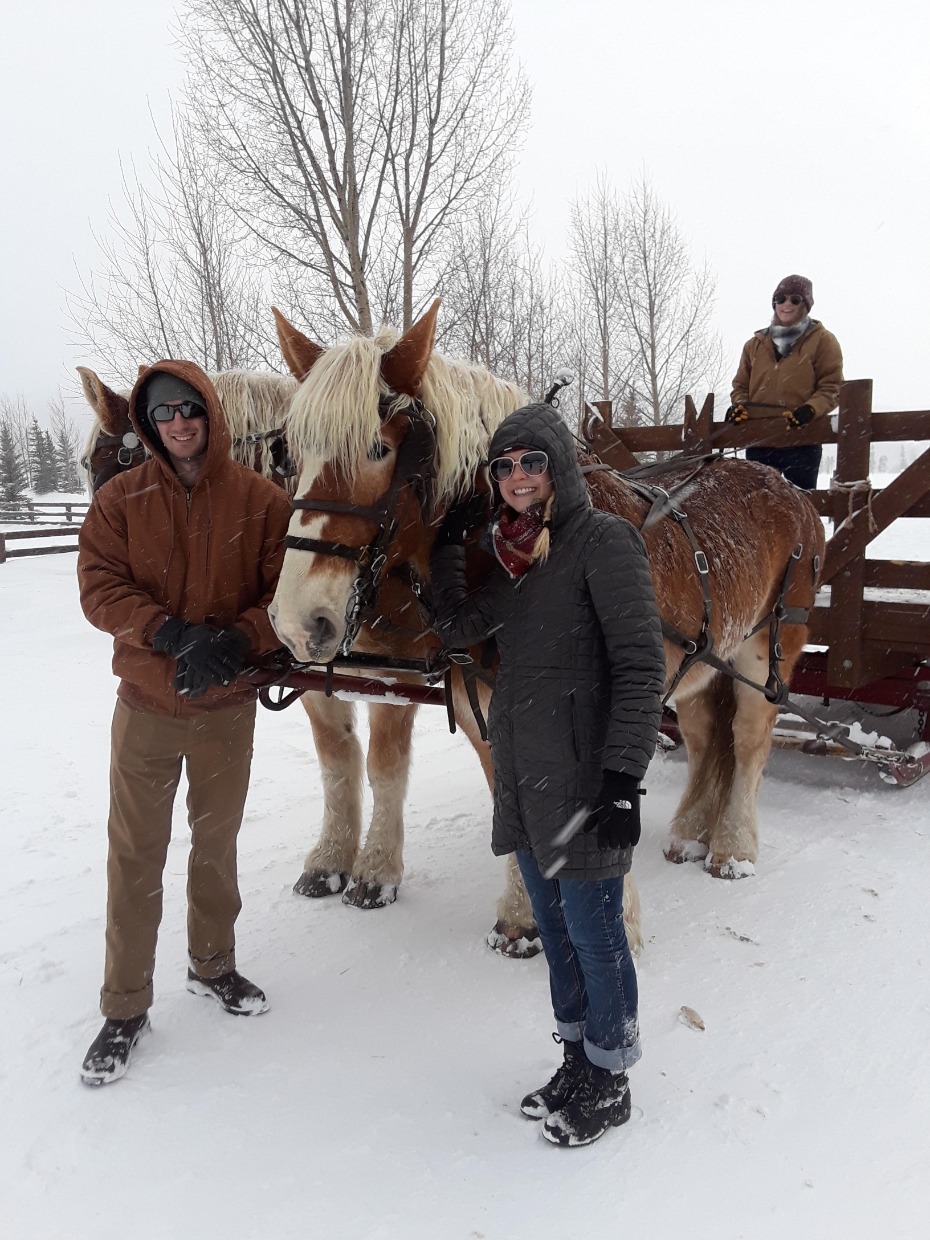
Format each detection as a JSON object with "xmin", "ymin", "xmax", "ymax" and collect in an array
[
  {"xmin": 731, "ymin": 319, "xmax": 843, "ymax": 419},
  {"xmin": 431, "ymin": 403, "xmax": 665, "ymax": 881},
  {"xmin": 77, "ymin": 360, "xmax": 292, "ymax": 717}
]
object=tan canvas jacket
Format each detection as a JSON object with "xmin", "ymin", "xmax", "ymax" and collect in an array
[
  {"xmin": 78, "ymin": 360, "xmax": 292, "ymax": 717},
  {"xmin": 731, "ymin": 320, "xmax": 844, "ymax": 420}
]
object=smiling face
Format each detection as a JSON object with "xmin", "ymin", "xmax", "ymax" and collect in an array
[
  {"xmin": 773, "ymin": 295, "xmax": 807, "ymax": 327},
  {"xmin": 496, "ymin": 447, "xmax": 554, "ymax": 514},
  {"xmin": 155, "ymin": 404, "xmax": 209, "ymax": 468}
]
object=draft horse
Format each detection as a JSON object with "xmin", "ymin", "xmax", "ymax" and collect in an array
[{"xmin": 268, "ymin": 301, "xmax": 825, "ymax": 949}]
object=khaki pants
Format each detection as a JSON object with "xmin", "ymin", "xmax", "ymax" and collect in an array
[{"xmin": 101, "ymin": 698, "xmax": 257, "ymax": 1019}]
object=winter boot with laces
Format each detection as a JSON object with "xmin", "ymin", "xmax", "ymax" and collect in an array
[
  {"xmin": 186, "ymin": 968, "xmax": 269, "ymax": 1015},
  {"xmin": 520, "ymin": 1035, "xmax": 586, "ymax": 1119},
  {"xmin": 542, "ymin": 1054, "xmax": 632, "ymax": 1147},
  {"xmin": 80, "ymin": 1013, "xmax": 151, "ymax": 1087}
]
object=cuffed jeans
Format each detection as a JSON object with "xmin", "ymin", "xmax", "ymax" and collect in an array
[
  {"xmin": 100, "ymin": 698, "xmax": 256, "ymax": 1019},
  {"xmin": 517, "ymin": 851, "xmax": 641, "ymax": 1072}
]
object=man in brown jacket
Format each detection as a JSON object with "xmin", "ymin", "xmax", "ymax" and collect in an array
[
  {"xmin": 728, "ymin": 274, "xmax": 844, "ymax": 489},
  {"xmin": 77, "ymin": 360, "xmax": 292, "ymax": 1086}
]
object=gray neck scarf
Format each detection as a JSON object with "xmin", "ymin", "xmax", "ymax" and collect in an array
[{"xmin": 769, "ymin": 315, "xmax": 811, "ymax": 357}]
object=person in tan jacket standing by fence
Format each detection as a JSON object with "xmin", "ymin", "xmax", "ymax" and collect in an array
[
  {"xmin": 728, "ymin": 274, "xmax": 844, "ymax": 490},
  {"xmin": 77, "ymin": 360, "xmax": 291, "ymax": 1086}
]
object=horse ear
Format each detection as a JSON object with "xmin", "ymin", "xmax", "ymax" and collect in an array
[
  {"xmin": 272, "ymin": 306, "xmax": 324, "ymax": 381},
  {"xmin": 381, "ymin": 298, "xmax": 441, "ymax": 396},
  {"xmin": 77, "ymin": 366, "xmax": 130, "ymax": 436}
]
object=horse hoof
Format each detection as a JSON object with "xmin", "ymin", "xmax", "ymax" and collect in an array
[
  {"xmin": 293, "ymin": 869, "xmax": 349, "ymax": 898},
  {"xmin": 342, "ymin": 879, "xmax": 398, "ymax": 909},
  {"xmin": 705, "ymin": 856, "xmax": 755, "ymax": 880},
  {"xmin": 486, "ymin": 922, "xmax": 542, "ymax": 959},
  {"xmin": 664, "ymin": 839, "xmax": 709, "ymax": 865}
]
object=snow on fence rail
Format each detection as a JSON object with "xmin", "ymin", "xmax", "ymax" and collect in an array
[{"xmin": 0, "ymin": 501, "xmax": 89, "ymax": 563}]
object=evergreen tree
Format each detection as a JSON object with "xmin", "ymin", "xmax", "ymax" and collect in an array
[
  {"xmin": 28, "ymin": 417, "xmax": 58, "ymax": 494},
  {"xmin": 0, "ymin": 420, "xmax": 28, "ymax": 509}
]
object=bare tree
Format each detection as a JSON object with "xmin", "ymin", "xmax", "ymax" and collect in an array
[
  {"xmin": 567, "ymin": 175, "xmax": 725, "ymax": 427},
  {"xmin": 614, "ymin": 177, "xmax": 725, "ymax": 426},
  {"xmin": 567, "ymin": 176, "xmax": 635, "ymax": 406},
  {"xmin": 69, "ymin": 110, "xmax": 277, "ymax": 385},
  {"xmin": 179, "ymin": 0, "xmax": 529, "ymax": 336},
  {"xmin": 441, "ymin": 185, "xmax": 568, "ymax": 398}
]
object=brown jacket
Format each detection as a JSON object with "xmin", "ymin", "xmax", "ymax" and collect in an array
[
  {"xmin": 78, "ymin": 360, "xmax": 292, "ymax": 717},
  {"xmin": 731, "ymin": 320, "xmax": 844, "ymax": 420}
]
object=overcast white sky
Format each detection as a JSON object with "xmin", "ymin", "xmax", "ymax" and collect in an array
[{"xmin": 2, "ymin": 0, "xmax": 929, "ymax": 423}]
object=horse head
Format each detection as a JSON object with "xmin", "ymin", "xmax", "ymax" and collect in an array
[
  {"xmin": 77, "ymin": 366, "xmax": 146, "ymax": 495},
  {"xmin": 269, "ymin": 302, "xmax": 519, "ymax": 664}
]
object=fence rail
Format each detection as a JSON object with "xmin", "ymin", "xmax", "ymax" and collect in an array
[
  {"xmin": 0, "ymin": 527, "xmax": 83, "ymax": 563},
  {"xmin": 0, "ymin": 500, "xmax": 89, "ymax": 526}
]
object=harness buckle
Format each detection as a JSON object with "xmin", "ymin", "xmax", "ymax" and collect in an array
[{"xmin": 694, "ymin": 551, "xmax": 709, "ymax": 575}]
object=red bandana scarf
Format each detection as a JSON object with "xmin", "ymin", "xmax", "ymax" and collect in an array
[{"xmin": 491, "ymin": 501, "xmax": 547, "ymax": 579}]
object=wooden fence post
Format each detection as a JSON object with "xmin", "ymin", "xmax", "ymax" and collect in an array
[{"xmin": 826, "ymin": 379, "xmax": 873, "ymax": 687}]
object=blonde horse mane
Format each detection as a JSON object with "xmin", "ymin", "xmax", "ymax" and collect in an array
[{"xmin": 285, "ymin": 327, "xmax": 527, "ymax": 504}]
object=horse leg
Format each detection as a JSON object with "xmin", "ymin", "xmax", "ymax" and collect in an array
[
  {"xmin": 343, "ymin": 701, "xmax": 417, "ymax": 909},
  {"xmin": 666, "ymin": 672, "xmax": 735, "ymax": 865},
  {"xmin": 293, "ymin": 692, "xmax": 364, "ymax": 897},
  {"xmin": 705, "ymin": 628, "xmax": 789, "ymax": 878}
]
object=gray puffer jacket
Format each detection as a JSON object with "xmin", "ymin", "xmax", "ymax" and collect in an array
[{"xmin": 431, "ymin": 403, "xmax": 664, "ymax": 880}]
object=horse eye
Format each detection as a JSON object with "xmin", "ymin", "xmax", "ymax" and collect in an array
[{"xmin": 367, "ymin": 440, "xmax": 391, "ymax": 462}]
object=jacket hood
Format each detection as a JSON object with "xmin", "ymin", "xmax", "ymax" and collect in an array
[
  {"xmin": 487, "ymin": 402, "xmax": 589, "ymax": 530},
  {"xmin": 129, "ymin": 360, "xmax": 232, "ymax": 484}
]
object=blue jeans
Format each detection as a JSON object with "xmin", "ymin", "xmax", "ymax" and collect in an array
[
  {"xmin": 746, "ymin": 444, "xmax": 822, "ymax": 490},
  {"xmin": 517, "ymin": 851, "xmax": 641, "ymax": 1072}
]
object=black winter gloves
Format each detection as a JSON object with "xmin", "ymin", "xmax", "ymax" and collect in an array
[
  {"xmin": 784, "ymin": 404, "xmax": 815, "ymax": 430},
  {"xmin": 433, "ymin": 493, "xmax": 487, "ymax": 547},
  {"xmin": 584, "ymin": 770, "xmax": 643, "ymax": 851},
  {"xmin": 153, "ymin": 619, "xmax": 252, "ymax": 699},
  {"xmin": 725, "ymin": 403, "xmax": 749, "ymax": 424}
]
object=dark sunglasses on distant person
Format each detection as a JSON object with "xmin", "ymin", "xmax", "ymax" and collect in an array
[
  {"xmin": 773, "ymin": 294, "xmax": 805, "ymax": 306},
  {"xmin": 488, "ymin": 450, "xmax": 549, "ymax": 481},
  {"xmin": 150, "ymin": 401, "xmax": 208, "ymax": 422}
]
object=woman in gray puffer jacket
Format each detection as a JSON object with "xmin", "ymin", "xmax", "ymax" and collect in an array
[{"xmin": 430, "ymin": 402, "xmax": 665, "ymax": 1148}]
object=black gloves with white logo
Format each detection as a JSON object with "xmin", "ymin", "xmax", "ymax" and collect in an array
[{"xmin": 584, "ymin": 770, "xmax": 643, "ymax": 851}]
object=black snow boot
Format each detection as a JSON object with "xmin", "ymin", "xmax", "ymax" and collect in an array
[
  {"xmin": 541, "ymin": 1056, "xmax": 631, "ymax": 1147},
  {"xmin": 186, "ymin": 968, "xmax": 269, "ymax": 1016},
  {"xmin": 520, "ymin": 1036, "xmax": 586, "ymax": 1119},
  {"xmin": 80, "ymin": 1013, "xmax": 151, "ymax": 1087}
]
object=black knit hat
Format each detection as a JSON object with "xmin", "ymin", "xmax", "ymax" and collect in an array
[{"xmin": 772, "ymin": 274, "xmax": 813, "ymax": 311}]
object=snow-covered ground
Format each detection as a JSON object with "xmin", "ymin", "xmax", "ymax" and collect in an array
[{"xmin": 2, "ymin": 516, "xmax": 928, "ymax": 1240}]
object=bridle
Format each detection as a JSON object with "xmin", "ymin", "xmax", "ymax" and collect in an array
[
  {"xmin": 284, "ymin": 395, "xmax": 439, "ymax": 655},
  {"xmin": 81, "ymin": 426, "xmax": 148, "ymax": 494}
]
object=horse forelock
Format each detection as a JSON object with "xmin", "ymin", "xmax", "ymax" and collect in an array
[{"xmin": 285, "ymin": 328, "xmax": 527, "ymax": 505}]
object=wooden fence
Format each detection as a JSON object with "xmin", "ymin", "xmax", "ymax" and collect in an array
[{"xmin": 0, "ymin": 500, "xmax": 89, "ymax": 564}]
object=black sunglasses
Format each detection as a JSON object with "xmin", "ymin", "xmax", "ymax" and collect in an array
[
  {"xmin": 773, "ymin": 294, "xmax": 804, "ymax": 306},
  {"xmin": 150, "ymin": 401, "xmax": 208, "ymax": 422},
  {"xmin": 488, "ymin": 450, "xmax": 549, "ymax": 481}
]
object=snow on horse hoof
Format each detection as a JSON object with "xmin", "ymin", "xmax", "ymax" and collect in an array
[
  {"xmin": 705, "ymin": 856, "xmax": 755, "ymax": 880},
  {"xmin": 664, "ymin": 838, "xmax": 709, "ymax": 865},
  {"xmin": 487, "ymin": 921, "xmax": 543, "ymax": 959},
  {"xmin": 293, "ymin": 869, "xmax": 349, "ymax": 898},
  {"xmin": 342, "ymin": 878, "xmax": 398, "ymax": 909}
]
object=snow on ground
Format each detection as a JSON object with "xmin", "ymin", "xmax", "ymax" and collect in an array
[{"xmin": 2, "ymin": 551, "xmax": 929, "ymax": 1240}]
